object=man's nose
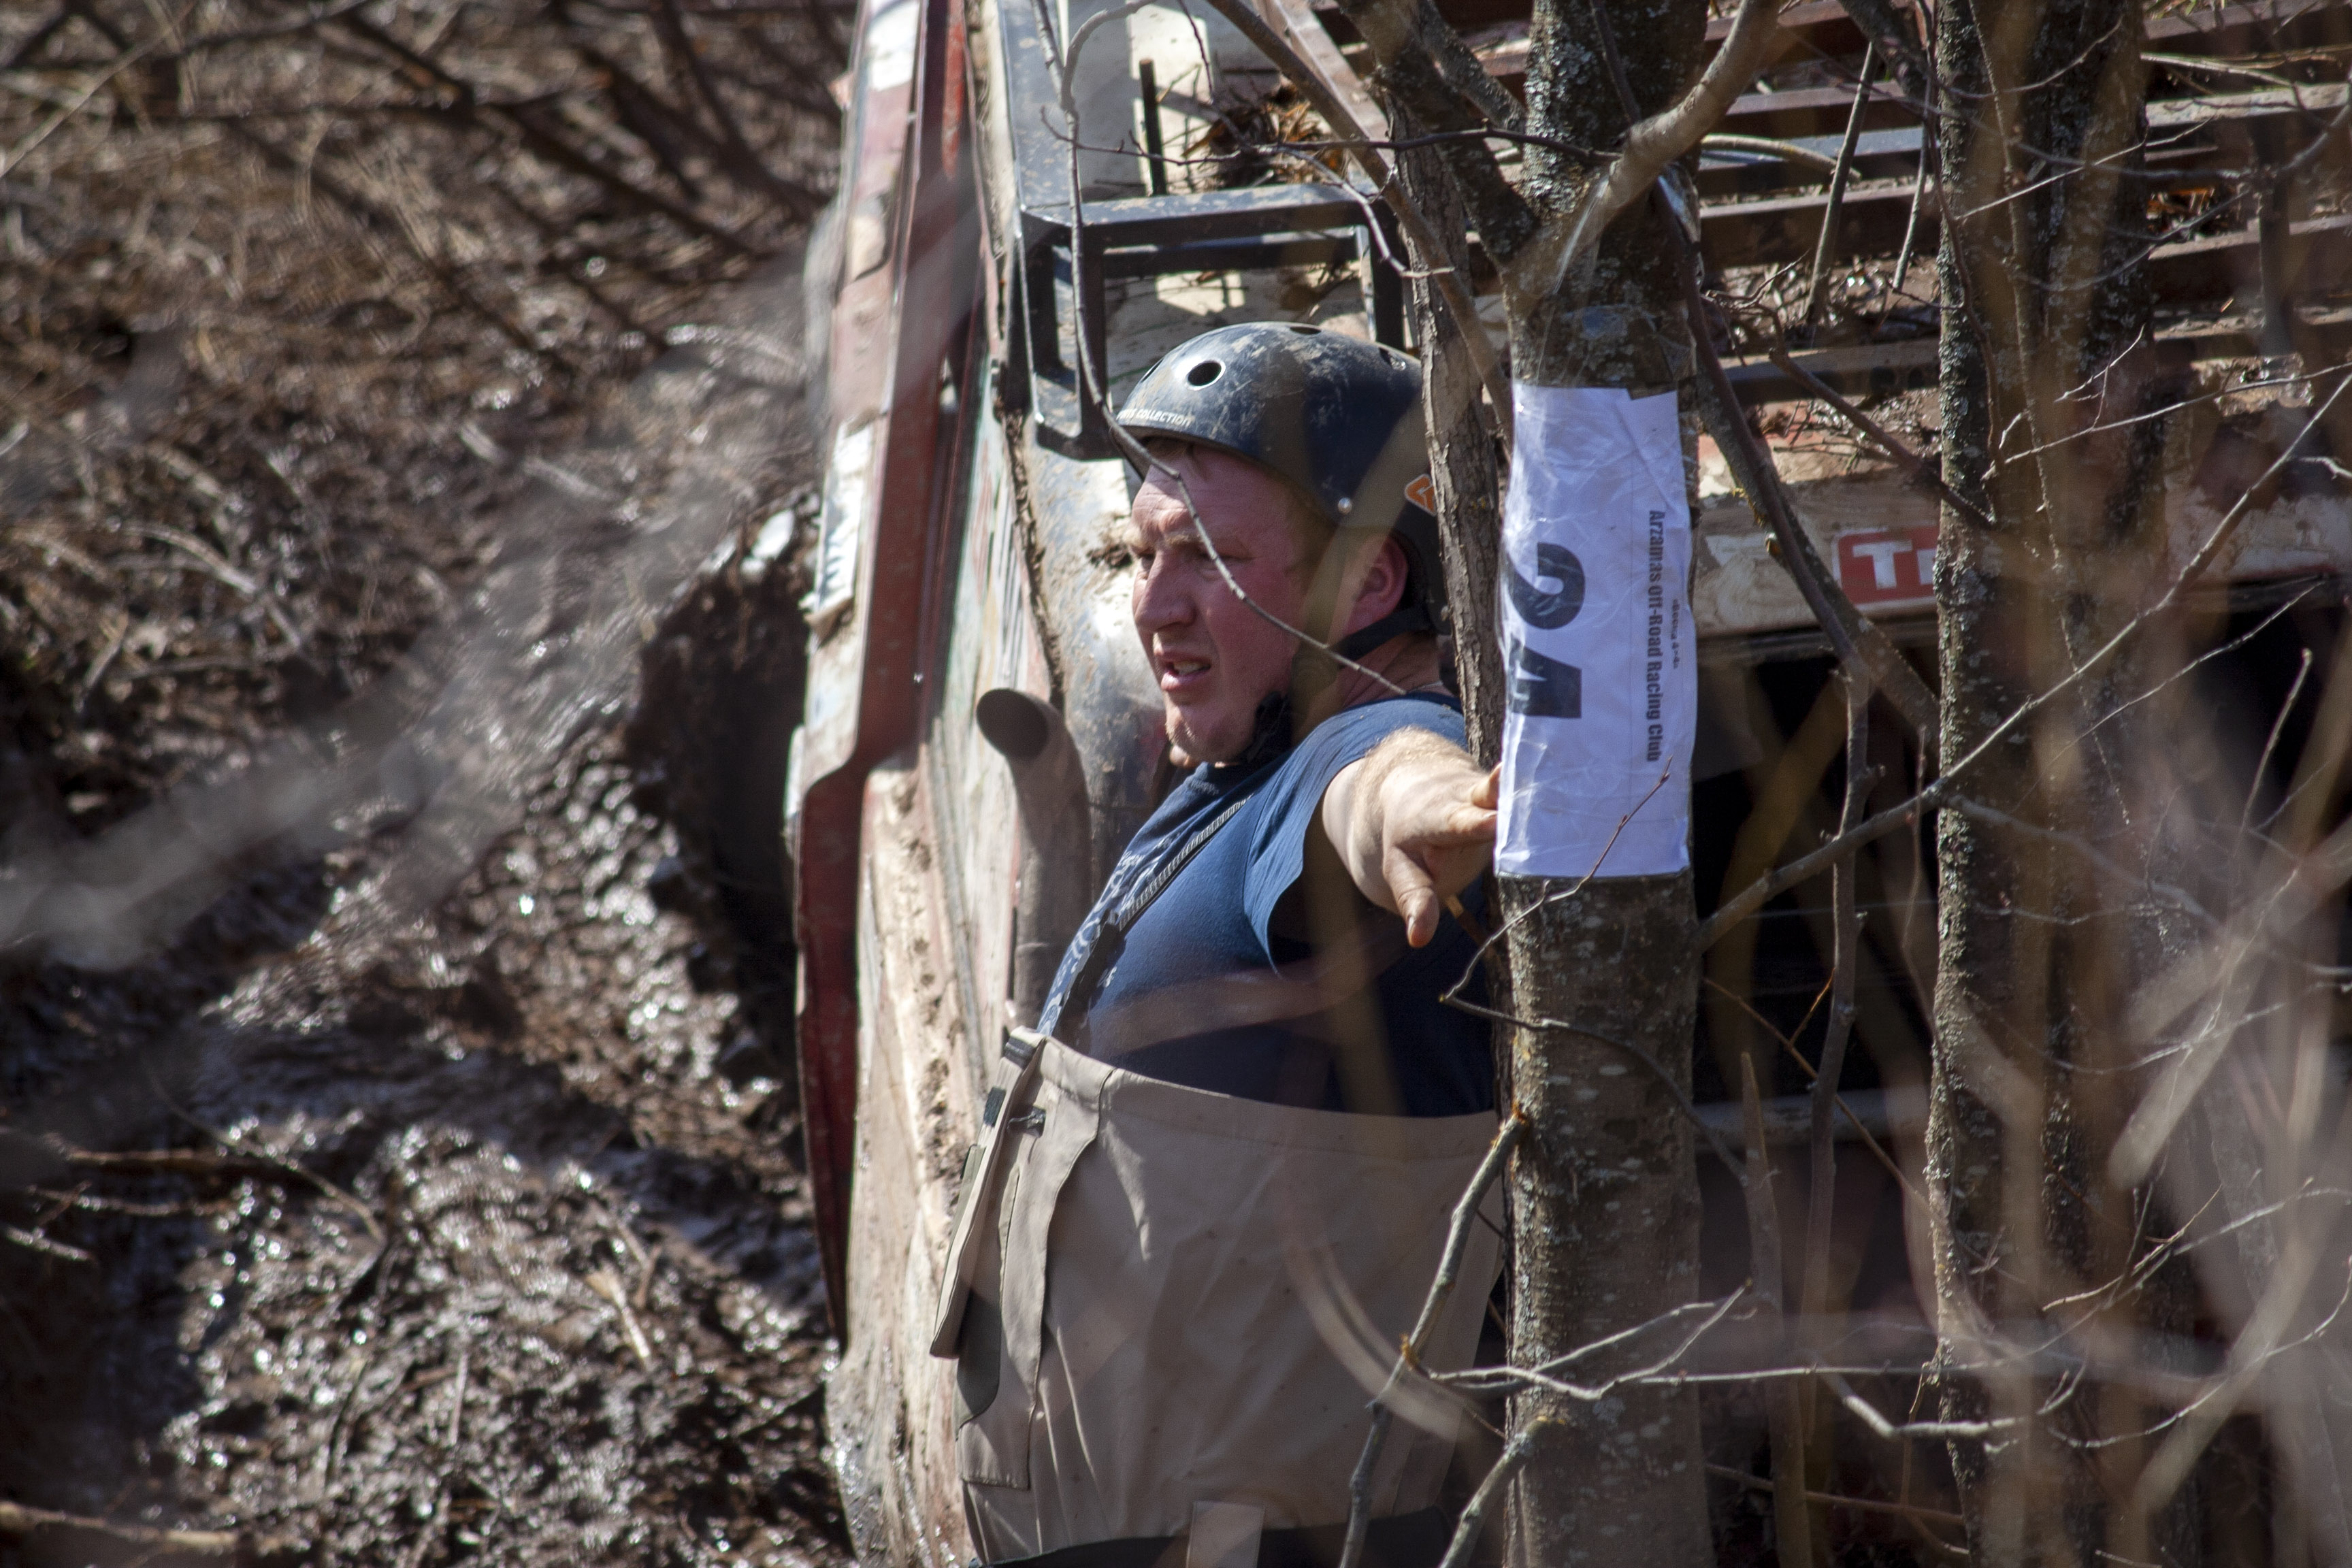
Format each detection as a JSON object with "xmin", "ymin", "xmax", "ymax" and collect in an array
[{"xmin": 1132, "ymin": 546, "xmax": 1194, "ymax": 632}]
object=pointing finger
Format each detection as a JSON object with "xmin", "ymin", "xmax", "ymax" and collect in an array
[{"xmin": 1388, "ymin": 852, "xmax": 1439, "ymax": 947}]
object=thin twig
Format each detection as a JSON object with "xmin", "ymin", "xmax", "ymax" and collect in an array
[
  {"xmin": 1441, "ymin": 992, "xmax": 1746, "ymax": 1181},
  {"xmin": 1513, "ymin": 1292, "xmax": 1745, "ymax": 1380},
  {"xmin": 1281, "ymin": 125, "xmax": 1605, "ymax": 161},
  {"xmin": 2080, "ymin": 585, "xmax": 2318, "ymax": 745},
  {"xmin": 1711, "ymin": 977, "xmax": 1960, "ymax": 1264},
  {"xmin": 1678, "ymin": 238, "xmax": 1942, "ymax": 749},
  {"xmin": 587, "ymin": 1267, "xmax": 655, "ymax": 1367},
  {"xmin": 63, "ymin": 1146, "xmax": 382, "ymax": 1238},
  {"xmin": 314, "ymin": 1350, "xmax": 378, "ymax": 1499},
  {"xmin": 1339, "ymin": 1407, "xmax": 1395, "ymax": 1568},
  {"xmin": 2, "ymin": 1224, "xmax": 92, "ymax": 1262},
  {"xmin": 0, "ymin": 1501, "xmax": 301, "ymax": 1561},
  {"xmin": 1822, "ymin": 1367, "xmax": 2030, "ymax": 1441},
  {"xmin": 1889, "ymin": 54, "xmax": 1937, "ymax": 299},
  {"xmin": 445, "ymin": 1340, "xmax": 470, "ymax": 1448},
  {"xmin": 121, "ymin": 522, "xmax": 304, "ymax": 644},
  {"xmin": 1761, "ymin": 342, "xmax": 1990, "ymax": 529},
  {"xmin": 1701, "ymin": 789, "xmax": 1931, "ymax": 948},
  {"xmin": 1440, "ymin": 1290, "xmax": 1744, "ymax": 1400},
  {"xmin": 1339, "ymin": 1113, "xmax": 1526, "ymax": 1568},
  {"xmin": 1740, "ymin": 1053, "xmax": 1814, "ymax": 1568},
  {"xmin": 1434, "ymin": 1422, "xmax": 1548, "ymax": 1568},
  {"xmin": 1797, "ymin": 669, "xmax": 1869, "ymax": 1470},
  {"xmin": 1802, "ymin": 44, "xmax": 1877, "ymax": 325},
  {"xmin": 1703, "ymin": 132, "xmax": 1843, "ymax": 172},
  {"xmin": 1705, "ymin": 1463, "xmax": 1967, "ymax": 1529},
  {"xmin": 1408, "ymin": 1115, "xmax": 1525, "ymax": 1358},
  {"xmin": 1441, "ymin": 769, "xmax": 1674, "ymax": 1003},
  {"xmin": 2242, "ymin": 646, "xmax": 2315, "ymax": 837}
]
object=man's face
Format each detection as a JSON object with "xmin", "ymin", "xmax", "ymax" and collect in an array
[{"xmin": 1128, "ymin": 444, "xmax": 1324, "ymax": 765}]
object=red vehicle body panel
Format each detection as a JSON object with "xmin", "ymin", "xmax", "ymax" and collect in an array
[{"xmin": 794, "ymin": 0, "xmax": 978, "ymax": 1321}]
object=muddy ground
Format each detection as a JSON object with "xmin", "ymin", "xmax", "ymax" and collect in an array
[{"xmin": 1, "ymin": 1, "xmax": 851, "ymax": 1561}]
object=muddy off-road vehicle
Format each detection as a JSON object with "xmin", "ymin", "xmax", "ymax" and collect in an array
[{"xmin": 787, "ymin": 0, "xmax": 2352, "ymax": 1558}]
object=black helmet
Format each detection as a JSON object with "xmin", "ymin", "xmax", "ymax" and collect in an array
[{"xmin": 1117, "ymin": 322, "xmax": 1443, "ymax": 656}]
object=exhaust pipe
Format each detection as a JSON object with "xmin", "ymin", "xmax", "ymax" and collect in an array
[{"xmin": 975, "ymin": 689, "xmax": 1094, "ymax": 1028}]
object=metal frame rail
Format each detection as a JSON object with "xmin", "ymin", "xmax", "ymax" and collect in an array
[
  {"xmin": 995, "ymin": 0, "xmax": 1408, "ymax": 459},
  {"xmin": 990, "ymin": 0, "xmax": 2352, "ymax": 425}
]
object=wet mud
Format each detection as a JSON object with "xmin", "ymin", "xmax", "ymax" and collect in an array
[
  {"xmin": 1, "ymin": 0, "xmax": 849, "ymax": 1555},
  {"xmin": 0, "ymin": 557, "xmax": 845, "ymax": 1567}
]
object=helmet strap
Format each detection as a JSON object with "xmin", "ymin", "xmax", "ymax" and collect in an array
[
  {"xmin": 1282, "ymin": 529, "xmax": 1433, "ymax": 711},
  {"xmin": 1330, "ymin": 602, "xmax": 1435, "ymax": 664},
  {"xmin": 1288, "ymin": 601, "xmax": 1435, "ymax": 709}
]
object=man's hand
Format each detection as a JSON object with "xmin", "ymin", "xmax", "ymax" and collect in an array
[{"xmin": 1321, "ymin": 730, "xmax": 1500, "ymax": 947}]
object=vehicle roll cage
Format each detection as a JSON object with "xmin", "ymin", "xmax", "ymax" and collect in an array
[{"xmin": 992, "ymin": 0, "xmax": 1409, "ymax": 459}]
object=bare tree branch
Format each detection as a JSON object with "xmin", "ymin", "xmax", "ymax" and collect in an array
[
  {"xmin": 1797, "ymin": 669, "xmax": 1869, "ymax": 1471},
  {"xmin": 1822, "ymin": 1369, "xmax": 2032, "ymax": 1441},
  {"xmin": 648, "ymin": 0, "xmax": 824, "ymax": 216},
  {"xmin": 1680, "ymin": 252, "xmax": 1942, "ymax": 749},
  {"xmin": 1324, "ymin": 0, "xmax": 1537, "ymax": 259},
  {"xmin": 1533, "ymin": 0, "xmax": 1780, "ymax": 292},
  {"xmin": 1801, "ymin": 43, "xmax": 1876, "ymax": 325},
  {"xmin": 1761, "ymin": 342, "xmax": 1990, "ymax": 528},
  {"xmin": 329, "ymin": 10, "xmax": 768, "ymax": 255},
  {"xmin": 1435, "ymin": 1422, "xmax": 1546, "ymax": 1568}
]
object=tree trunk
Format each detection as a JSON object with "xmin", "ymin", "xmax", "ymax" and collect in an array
[
  {"xmin": 1929, "ymin": 2, "xmax": 2199, "ymax": 1563},
  {"xmin": 1392, "ymin": 108, "xmax": 1507, "ymax": 766},
  {"xmin": 1494, "ymin": 3, "xmax": 1710, "ymax": 1565}
]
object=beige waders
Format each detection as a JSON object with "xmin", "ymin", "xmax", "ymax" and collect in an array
[{"xmin": 934, "ymin": 1032, "xmax": 1501, "ymax": 1567}]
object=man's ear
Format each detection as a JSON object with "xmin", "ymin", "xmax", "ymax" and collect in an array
[{"xmin": 1343, "ymin": 536, "xmax": 1409, "ymax": 634}]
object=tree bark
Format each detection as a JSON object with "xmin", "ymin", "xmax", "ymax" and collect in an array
[
  {"xmin": 1491, "ymin": 4, "xmax": 1710, "ymax": 1567},
  {"xmin": 1929, "ymin": 3, "xmax": 2198, "ymax": 1564},
  {"xmin": 1391, "ymin": 106, "xmax": 1507, "ymax": 765}
]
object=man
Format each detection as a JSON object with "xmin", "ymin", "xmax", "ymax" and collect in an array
[{"xmin": 941, "ymin": 323, "xmax": 1504, "ymax": 1568}]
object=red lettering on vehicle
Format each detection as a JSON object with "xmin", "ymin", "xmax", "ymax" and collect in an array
[{"xmin": 1835, "ymin": 525, "xmax": 1938, "ymax": 607}]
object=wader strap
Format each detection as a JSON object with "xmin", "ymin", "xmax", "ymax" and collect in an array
[
  {"xmin": 937, "ymin": 770, "xmax": 1265, "ymax": 1357},
  {"xmin": 1049, "ymin": 764, "xmax": 1270, "ymax": 1042},
  {"xmin": 983, "ymin": 1507, "xmax": 1450, "ymax": 1568},
  {"xmin": 1043, "ymin": 689, "xmax": 1463, "ymax": 1043},
  {"xmin": 930, "ymin": 1026, "xmax": 1049, "ymax": 1356}
]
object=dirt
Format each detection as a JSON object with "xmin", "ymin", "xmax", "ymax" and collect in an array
[{"xmin": 0, "ymin": 1, "xmax": 851, "ymax": 1562}]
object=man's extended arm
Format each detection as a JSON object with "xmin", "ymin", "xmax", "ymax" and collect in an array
[{"xmin": 1320, "ymin": 728, "xmax": 1499, "ymax": 948}]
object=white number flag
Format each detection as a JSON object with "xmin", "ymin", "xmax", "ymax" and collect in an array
[{"xmin": 1495, "ymin": 384, "xmax": 1695, "ymax": 879}]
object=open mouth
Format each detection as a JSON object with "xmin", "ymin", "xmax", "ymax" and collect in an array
[{"xmin": 1158, "ymin": 655, "xmax": 1210, "ymax": 694}]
